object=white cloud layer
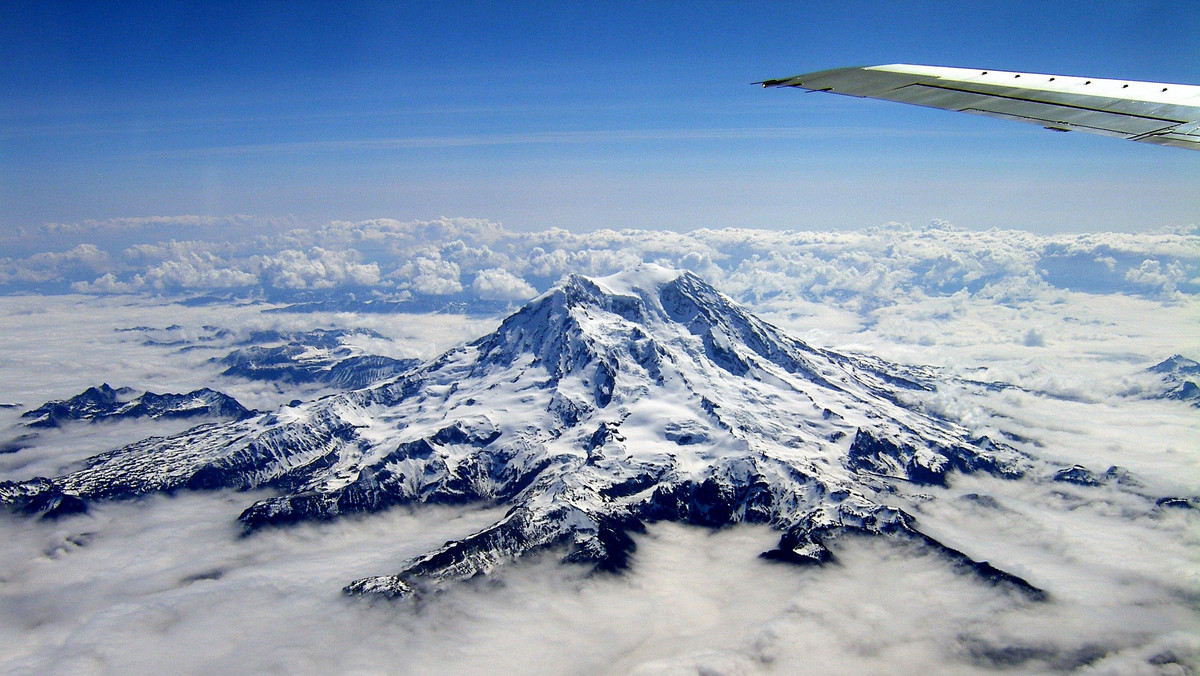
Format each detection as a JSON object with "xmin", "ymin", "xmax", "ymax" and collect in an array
[
  {"xmin": 4, "ymin": 218, "xmax": 1196, "ymax": 307},
  {"xmin": 0, "ymin": 489, "xmax": 1195, "ymax": 674}
]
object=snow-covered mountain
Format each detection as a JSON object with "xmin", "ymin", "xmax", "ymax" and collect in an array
[
  {"xmin": 217, "ymin": 332, "xmax": 419, "ymax": 390},
  {"xmin": 6, "ymin": 265, "xmax": 1154, "ymax": 598},
  {"xmin": 1148, "ymin": 354, "xmax": 1200, "ymax": 406},
  {"xmin": 20, "ymin": 384, "xmax": 254, "ymax": 428}
]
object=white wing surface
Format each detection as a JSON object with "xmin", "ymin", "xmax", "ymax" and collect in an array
[{"xmin": 761, "ymin": 64, "xmax": 1200, "ymax": 150}]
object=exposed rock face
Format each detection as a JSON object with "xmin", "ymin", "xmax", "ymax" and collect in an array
[{"xmin": 4, "ymin": 266, "xmax": 1067, "ymax": 597}]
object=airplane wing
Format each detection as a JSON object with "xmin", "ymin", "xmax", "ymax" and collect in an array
[{"xmin": 760, "ymin": 64, "xmax": 1200, "ymax": 150}]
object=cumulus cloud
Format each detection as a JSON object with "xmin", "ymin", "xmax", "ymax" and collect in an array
[
  {"xmin": 471, "ymin": 267, "xmax": 537, "ymax": 301},
  {"xmin": 71, "ymin": 272, "xmax": 142, "ymax": 294},
  {"xmin": 141, "ymin": 251, "xmax": 258, "ymax": 291},
  {"xmin": 255, "ymin": 247, "xmax": 382, "ymax": 290},
  {"xmin": 675, "ymin": 250, "xmax": 724, "ymax": 282},
  {"xmin": 523, "ymin": 244, "xmax": 642, "ymax": 280},
  {"xmin": 394, "ymin": 256, "xmax": 463, "ymax": 295},
  {"xmin": 1125, "ymin": 259, "xmax": 1188, "ymax": 297},
  {"xmin": 0, "ymin": 243, "xmax": 112, "ymax": 284}
]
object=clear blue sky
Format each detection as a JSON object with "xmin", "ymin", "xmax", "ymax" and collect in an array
[{"xmin": 2, "ymin": 0, "xmax": 1198, "ymax": 234}]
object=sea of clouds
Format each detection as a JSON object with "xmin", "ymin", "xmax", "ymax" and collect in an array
[
  {"xmin": 2, "ymin": 216, "xmax": 1197, "ymax": 304},
  {"xmin": 0, "ymin": 218, "xmax": 1197, "ymax": 673}
]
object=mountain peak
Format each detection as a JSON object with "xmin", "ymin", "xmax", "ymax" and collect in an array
[
  {"xmin": 584, "ymin": 263, "xmax": 690, "ymax": 297},
  {"xmin": 540, "ymin": 264, "xmax": 709, "ymax": 320}
]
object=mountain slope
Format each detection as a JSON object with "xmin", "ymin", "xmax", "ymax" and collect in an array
[{"xmin": 4, "ymin": 266, "xmax": 1064, "ymax": 597}]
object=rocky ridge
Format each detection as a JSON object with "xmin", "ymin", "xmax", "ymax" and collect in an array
[{"xmin": 21, "ymin": 384, "xmax": 254, "ymax": 428}]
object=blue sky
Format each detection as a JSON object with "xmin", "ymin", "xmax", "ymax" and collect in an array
[{"xmin": 2, "ymin": 0, "xmax": 1198, "ymax": 234}]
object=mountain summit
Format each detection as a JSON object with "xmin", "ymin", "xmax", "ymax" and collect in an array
[{"xmin": 3, "ymin": 265, "xmax": 1044, "ymax": 597}]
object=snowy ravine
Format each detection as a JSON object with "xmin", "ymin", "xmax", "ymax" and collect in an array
[{"xmin": 5, "ymin": 265, "xmax": 1170, "ymax": 599}]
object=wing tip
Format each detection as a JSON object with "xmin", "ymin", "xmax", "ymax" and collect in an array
[
  {"xmin": 755, "ymin": 77, "xmax": 801, "ymax": 88},
  {"xmin": 755, "ymin": 66, "xmax": 878, "ymax": 90}
]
